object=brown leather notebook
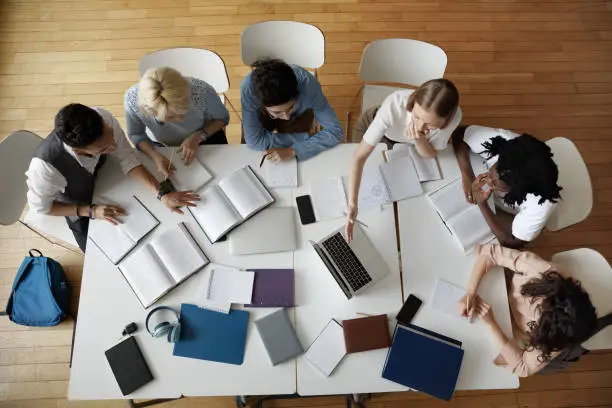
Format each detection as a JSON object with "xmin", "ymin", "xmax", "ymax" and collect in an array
[{"xmin": 342, "ymin": 314, "xmax": 391, "ymax": 353}]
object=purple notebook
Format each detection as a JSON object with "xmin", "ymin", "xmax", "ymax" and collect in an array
[{"xmin": 245, "ymin": 269, "xmax": 294, "ymax": 308}]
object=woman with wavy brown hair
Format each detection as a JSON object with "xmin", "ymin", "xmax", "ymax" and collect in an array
[{"xmin": 458, "ymin": 244, "xmax": 598, "ymax": 377}]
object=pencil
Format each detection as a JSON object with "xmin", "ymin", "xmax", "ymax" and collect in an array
[
  {"xmin": 343, "ymin": 212, "xmax": 369, "ymax": 228},
  {"xmin": 166, "ymin": 147, "xmax": 176, "ymax": 180}
]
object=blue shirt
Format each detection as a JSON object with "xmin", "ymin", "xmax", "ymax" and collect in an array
[
  {"xmin": 241, "ymin": 66, "xmax": 343, "ymax": 160},
  {"xmin": 124, "ymin": 77, "xmax": 229, "ymax": 148}
]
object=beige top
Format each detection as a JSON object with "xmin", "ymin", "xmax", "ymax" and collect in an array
[{"xmin": 475, "ymin": 244, "xmax": 563, "ymax": 377}]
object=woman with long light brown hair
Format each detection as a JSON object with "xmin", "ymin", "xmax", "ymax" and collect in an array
[{"xmin": 346, "ymin": 79, "xmax": 462, "ymax": 241}]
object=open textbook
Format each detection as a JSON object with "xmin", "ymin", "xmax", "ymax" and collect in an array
[
  {"xmin": 88, "ymin": 196, "xmax": 159, "ymax": 265},
  {"xmin": 384, "ymin": 144, "xmax": 442, "ymax": 182},
  {"xmin": 189, "ymin": 166, "xmax": 275, "ymax": 243},
  {"xmin": 118, "ymin": 223, "xmax": 209, "ymax": 308},
  {"xmin": 428, "ymin": 178, "xmax": 495, "ymax": 253},
  {"xmin": 310, "ymin": 157, "xmax": 423, "ymax": 221}
]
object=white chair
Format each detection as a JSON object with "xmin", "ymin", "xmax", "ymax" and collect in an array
[
  {"xmin": 552, "ymin": 248, "xmax": 612, "ymax": 351},
  {"xmin": 0, "ymin": 131, "xmax": 79, "ymax": 250},
  {"xmin": 138, "ymin": 48, "xmax": 241, "ymax": 141},
  {"xmin": 347, "ymin": 39, "xmax": 447, "ymax": 141},
  {"xmin": 138, "ymin": 48, "xmax": 230, "ymax": 103},
  {"xmin": 241, "ymin": 21, "xmax": 325, "ymax": 74},
  {"xmin": 545, "ymin": 137, "xmax": 593, "ymax": 231}
]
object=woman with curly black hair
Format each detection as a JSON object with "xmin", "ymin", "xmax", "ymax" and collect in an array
[
  {"xmin": 452, "ymin": 126, "xmax": 562, "ymax": 248},
  {"xmin": 457, "ymin": 244, "xmax": 598, "ymax": 377}
]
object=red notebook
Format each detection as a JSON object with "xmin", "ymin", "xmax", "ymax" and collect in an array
[{"xmin": 342, "ymin": 314, "xmax": 391, "ymax": 353}]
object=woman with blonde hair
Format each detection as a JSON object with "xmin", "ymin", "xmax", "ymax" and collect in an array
[
  {"xmin": 346, "ymin": 79, "xmax": 462, "ymax": 241},
  {"xmin": 124, "ymin": 67, "xmax": 229, "ymax": 176}
]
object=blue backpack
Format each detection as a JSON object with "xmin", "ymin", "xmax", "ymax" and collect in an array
[{"xmin": 3, "ymin": 249, "xmax": 70, "ymax": 326}]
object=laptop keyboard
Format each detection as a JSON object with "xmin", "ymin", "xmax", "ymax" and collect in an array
[{"xmin": 321, "ymin": 232, "xmax": 372, "ymax": 292}]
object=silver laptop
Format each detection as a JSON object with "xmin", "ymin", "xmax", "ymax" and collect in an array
[
  {"xmin": 310, "ymin": 224, "xmax": 391, "ymax": 299},
  {"xmin": 229, "ymin": 207, "xmax": 297, "ymax": 255}
]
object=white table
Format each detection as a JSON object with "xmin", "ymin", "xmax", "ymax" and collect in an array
[
  {"xmin": 69, "ymin": 144, "xmax": 518, "ymax": 401},
  {"xmin": 397, "ymin": 148, "xmax": 520, "ymax": 390},
  {"xmin": 69, "ymin": 146, "xmax": 297, "ymax": 400},
  {"xmin": 293, "ymin": 144, "xmax": 405, "ymax": 396}
]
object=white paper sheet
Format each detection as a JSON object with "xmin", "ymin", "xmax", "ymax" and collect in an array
[
  {"xmin": 343, "ymin": 166, "xmax": 388, "ymax": 211},
  {"xmin": 431, "ymin": 278, "xmax": 467, "ymax": 317},
  {"xmin": 168, "ymin": 154, "xmax": 213, "ymax": 192},
  {"xmin": 310, "ymin": 177, "xmax": 347, "ymax": 221},
  {"xmin": 265, "ymin": 158, "xmax": 298, "ymax": 188},
  {"xmin": 305, "ymin": 319, "xmax": 347, "ymax": 377}
]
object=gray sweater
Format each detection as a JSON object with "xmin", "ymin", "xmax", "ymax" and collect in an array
[{"xmin": 124, "ymin": 77, "xmax": 229, "ymax": 147}]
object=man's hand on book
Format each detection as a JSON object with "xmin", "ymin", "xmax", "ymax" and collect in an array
[
  {"xmin": 92, "ymin": 204, "xmax": 126, "ymax": 225},
  {"xmin": 161, "ymin": 191, "xmax": 200, "ymax": 215}
]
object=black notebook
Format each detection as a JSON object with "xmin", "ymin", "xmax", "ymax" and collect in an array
[{"xmin": 105, "ymin": 336, "xmax": 153, "ymax": 396}]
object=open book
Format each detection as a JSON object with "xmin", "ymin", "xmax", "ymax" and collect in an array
[
  {"xmin": 189, "ymin": 166, "xmax": 275, "ymax": 243},
  {"xmin": 384, "ymin": 144, "xmax": 442, "ymax": 182},
  {"xmin": 428, "ymin": 178, "xmax": 494, "ymax": 253},
  {"xmin": 118, "ymin": 223, "xmax": 209, "ymax": 308},
  {"xmin": 162, "ymin": 149, "xmax": 213, "ymax": 192},
  {"xmin": 310, "ymin": 158, "xmax": 423, "ymax": 221},
  {"xmin": 88, "ymin": 196, "xmax": 159, "ymax": 265}
]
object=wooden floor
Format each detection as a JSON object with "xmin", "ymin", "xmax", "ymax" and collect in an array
[{"xmin": 1, "ymin": 0, "xmax": 612, "ymax": 406}]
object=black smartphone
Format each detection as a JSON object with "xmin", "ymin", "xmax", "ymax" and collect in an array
[
  {"xmin": 396, "ymin": 294, "xmax": 422, "ymax": 326},
  {"xmin": 296, "ymin": 195, "xmax": 316, "ymax": 225}
]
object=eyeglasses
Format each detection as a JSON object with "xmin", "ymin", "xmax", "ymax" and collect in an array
[{"xmin": 265, "ymin": 100, "xmax": 297, "ymax": 119}]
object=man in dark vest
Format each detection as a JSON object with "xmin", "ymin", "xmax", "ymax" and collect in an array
[{"xmin": 25, "ymin": 103, "xmax": 200, "ymax": 252}]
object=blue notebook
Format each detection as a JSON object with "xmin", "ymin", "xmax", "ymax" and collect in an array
[
  {"xmin": 173, "ymin": 304, "xmax": 250, "ymax": 365},
  {"xmin": 382, "ymin": 324, "xmax": 464, "ymax": 401}
]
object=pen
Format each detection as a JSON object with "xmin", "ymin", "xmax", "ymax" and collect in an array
[
  {"xmin": 259, "ymin": 143, "xmax": 271, "ymax": 168},
  {"xmin": 259, "ymin": 152, "xmax": 270, "ymax": 168},
  {"xmin": 343, "ymin": 212, "xmax": 369, "ymax": 228}
]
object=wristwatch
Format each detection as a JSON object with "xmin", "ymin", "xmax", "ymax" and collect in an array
[
  {"xmin": 199, "ymin": 130, "xmax": 210, "ymax": 143},
  {"xmin": 157, "ymin": 179, "xmax": 176, "ymax": 201}
]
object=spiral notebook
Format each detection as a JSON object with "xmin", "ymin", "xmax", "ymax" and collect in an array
[{"xmin": 196, "ymin": 267, "xmax": 255, "ymax": 313}]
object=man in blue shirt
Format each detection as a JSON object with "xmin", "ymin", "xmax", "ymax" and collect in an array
[{"xmin": 241, "ymin": 58, "xmax": 343, "ymax": 162}]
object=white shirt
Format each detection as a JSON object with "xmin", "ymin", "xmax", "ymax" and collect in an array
[
  {"xmin": 362, "ymin": 89, "xmax": 463, "ymax": 150},
  {"xmin": 26, "ymin": 108, "xmax": 141, "ymax": 214},
  {"xmin": 463, "ymin": 125, "xmax": 557, "ymax": 242}
]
